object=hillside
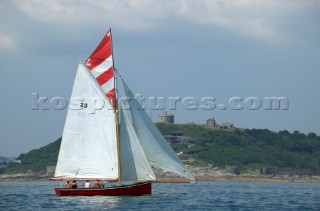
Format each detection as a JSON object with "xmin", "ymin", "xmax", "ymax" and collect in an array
[
  {"xmin": 2, "ymin": 125, "xmax": 320, "ymax": 175},
  {"xmin": 157, "ymin": 124, "xmax": 320, "ymax": 175},
  {"xmin": 3, "ymin": 138, "xmax": 61, "ymax": 174}
]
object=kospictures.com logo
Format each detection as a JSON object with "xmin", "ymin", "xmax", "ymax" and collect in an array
[{"xmin": 31, "ymin": 92, "xmax": 289, "ymax": 114}]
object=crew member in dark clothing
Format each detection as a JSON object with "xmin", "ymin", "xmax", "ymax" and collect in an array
[{"xmin": 71, "ymin": 180, "xmax": 77, "ymax": 188}]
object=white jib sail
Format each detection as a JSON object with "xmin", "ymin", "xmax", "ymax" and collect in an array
[
  {"xmin": 54, "ymin": 64, "xmax": 118, "ymax": 179},
  {"xmin": 120, "ymin": 104, "xmax": 156, "ymax": 182},
  {"xmin": 122, "ymin": 79, "xmax": 195, "ymax": 181}
]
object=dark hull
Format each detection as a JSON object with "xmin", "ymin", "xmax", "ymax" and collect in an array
[{"xmin": 54, "ymin": 182, "xmax": 152, "ymax": 196}]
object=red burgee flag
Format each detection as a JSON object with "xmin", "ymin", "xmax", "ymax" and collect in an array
[{"xmin": 85, "ymin": 29, "xmax": 115, "ymax": 107}]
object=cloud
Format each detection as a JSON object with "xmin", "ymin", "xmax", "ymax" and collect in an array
[
  {"xmin": 173, "ymin": 0, "xmax": 297, "ymax": 44},
  {"xmin": 13, "ymin": 0, "xmax": 74, "ymax": 21},
  {"xmin": 8, "ymin": 0, "xmax": 319, "ymax": 47},
  {"xmin": 10, "ymin": 0, "xmax": 299, "ymax": 44},
  {"xmin": 0, "ymin": 34, "xmax": 15, "ymax": 50}
]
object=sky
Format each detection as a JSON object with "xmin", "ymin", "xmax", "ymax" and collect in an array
[{"xmin": 0, "ymin": 0, "xmax": 319, "ymax": 157}]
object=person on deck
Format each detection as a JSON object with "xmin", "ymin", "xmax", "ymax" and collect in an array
[
  {"xmin": 93, "ymin": 179, "xmax": 102, "ymax": 188},
  {"xmin": 71, "ymin": 180, "xmax": 77, "ymax": 189},
  {"xmin": 85, "ymin": 180, "xmax": 90, "ymax": 188},
  {"xmin": 65, "ymin": 181, "xmax": 71, "ymax": 188}
]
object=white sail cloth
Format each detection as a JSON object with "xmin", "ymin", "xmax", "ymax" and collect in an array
[
  {"xmin": 120, "ymin": 105, "xmax": 156, "ymax": 182},
  {"xmin": 54, "ymin": 64, "xmax": 118, "ymax": 179},
  {"xmin": 122, "ymin": 79, "xmax": 195, "ymax": 181}
]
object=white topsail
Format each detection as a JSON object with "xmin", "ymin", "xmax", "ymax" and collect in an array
[
  {"xmin": 54, "ymin": 64, "xmax": 118, "ymax": 179},
  {"xmin": 122, "ymin": 79, "xmax": 195, "ymax": 181}
]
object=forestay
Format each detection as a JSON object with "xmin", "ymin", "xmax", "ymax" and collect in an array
[{"xmin": 54, "ymin": 64, "xmax": 118, "ymax": 179}]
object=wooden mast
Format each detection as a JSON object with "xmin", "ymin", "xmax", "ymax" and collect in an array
[
  {"xmin": 115, "ymin": 78, "xmax": 122, "ymax": 186},
  {"xmin": 110, "ymin": 28, "xmax": 122, "ymax": 186}
]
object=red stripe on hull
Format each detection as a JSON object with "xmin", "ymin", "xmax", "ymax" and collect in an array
[{"xmin": 54, "ymin": 182, "xmax": 151, "ymax": 196}]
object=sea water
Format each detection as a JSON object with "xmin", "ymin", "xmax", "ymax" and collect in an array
[{"xmin": 0, "ymin": 181, "xmax": 319, "ymax": 210}]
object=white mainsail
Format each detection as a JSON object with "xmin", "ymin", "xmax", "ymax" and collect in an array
[
  {"xmin": 121, "ymin": 79, "xmax": 195, "ymax": 181},
  {"xmin": 120, "ymin": 104, "xmax": 156, "ymax": 182},
  {"xmin": 54, "ymin": 64, "xmax": 118, "ymax": 179}
]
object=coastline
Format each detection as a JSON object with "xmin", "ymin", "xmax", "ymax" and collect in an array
[
  {"xmin": 195, "ymin": 175, "xmax": 320, "ymax": 183},
  {"xmin": 1, "ymin": 174, "xmax": 320, "ymax": 183},
  {"xmin": 155, "ymin": 175, "xmax": 320, "ymax": 183}
]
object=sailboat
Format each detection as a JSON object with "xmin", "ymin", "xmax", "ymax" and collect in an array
[{"xmin": 53, "ymin": 28, "xmax": 194, "ymax": 196}]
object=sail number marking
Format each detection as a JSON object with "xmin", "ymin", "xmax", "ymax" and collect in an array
[{"xmin": 80, "ymin": 103, "xmax": 88, "ymax": 108}]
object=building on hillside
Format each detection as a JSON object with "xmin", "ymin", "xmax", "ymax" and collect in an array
[
  {"xmin": 163, "ymin": 133, "xmax": 196, "ymax": 145},
  {"xmin": 206, "ymin": 118, "xmax": 216, "ymax": 128},
  {"xmin": 194, "ymin": 117, "xmax": 235, "ymax": 129},
  {"xmin": 217, "ymin": 122, "xmax": 234, "ymax": 129},
  {"xmin": 157, "ymin": 112, "xmax": 174, "ymax": 124},
  {"xmin": 0, "ymin": 156, "xmax": 20, "ymax": 168}
]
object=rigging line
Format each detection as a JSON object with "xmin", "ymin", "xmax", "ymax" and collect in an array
[
  {"xmin": 114, "ymin": 69, "xmax": 120, "ymax": 96},
  {"xmin": 114, "ymin": 68, "xmax": 122, "ymax": 77},
  {"xmin": 114, "ymin": 68, "xmax": 124, "ymax": 89},
  {"xmin": 114, "ymin": 68, "xmax": 127, "ymax": 107}
]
